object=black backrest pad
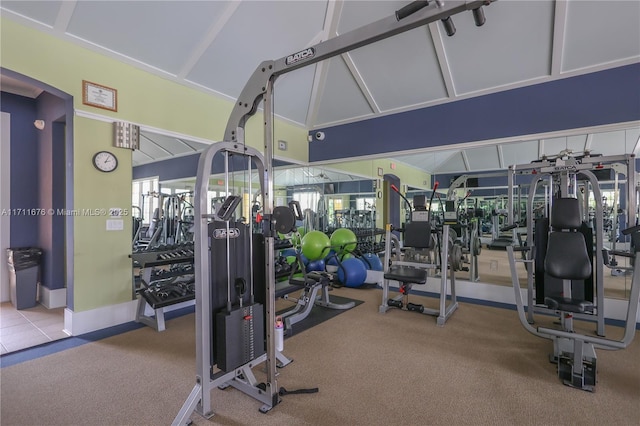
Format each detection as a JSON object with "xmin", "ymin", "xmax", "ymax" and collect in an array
[
  {"xmin": 404, "ymin": 221, "xmax": 432, "ymax": 249},
  {"xmin": 544, "ymin": 231, "xmax": 592, "ymax": 280},
  {"xmin": 550, "ymin": 197, "xmax": 582, "ymax": 229},
  {"xmin": 545, "ymin": 198, "xmax": 592, "ymax": 281}
]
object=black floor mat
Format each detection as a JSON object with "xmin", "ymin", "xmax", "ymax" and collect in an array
[{"xmin": 277, "ymin": 295, "xmax": 363, "ymax": 338}]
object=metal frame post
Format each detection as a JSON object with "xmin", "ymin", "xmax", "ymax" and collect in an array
[{"xmin": 175, "ymin": 1, "xmax": 498, "ymax": 422}]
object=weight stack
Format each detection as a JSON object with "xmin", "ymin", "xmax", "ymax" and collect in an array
[
  {"xmin": 215, "ymin": 303, "xmax": 265, "ymax": 372},
  {"xmin": 209, "ymin": 221, "xmax": 265, "ymax": 373}
]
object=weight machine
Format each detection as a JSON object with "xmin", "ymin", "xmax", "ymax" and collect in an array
[
  {"xmin": 507, "ymin": 153, "xmax": 636, "ymax": 335},
  {"xmin": 447, "ymin": 174, "xmax": 503, "ymax": 281},
  {"xmin": 174, "ymin": 1, "xmax": 496, "ymax": 423},
  {"xmin": 505, "ymin": 153, "xmax": 639, "ymax": 391},
  {"xmin": 379, "ymin": 183, "xmax": 459, "ymax": 326}
]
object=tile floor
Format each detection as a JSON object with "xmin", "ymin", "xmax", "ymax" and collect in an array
[{"xmin": 0, "ymin": 302, "xmax": 68, "ymax": 354}]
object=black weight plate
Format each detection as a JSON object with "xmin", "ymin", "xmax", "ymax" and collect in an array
[{"xmin": 273, "ymin": 206, "xmax": 296, "ymax": 234}]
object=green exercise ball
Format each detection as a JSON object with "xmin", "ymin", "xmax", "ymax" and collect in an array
[
  {"xmin": 340, "ymin": 252, "xmax": 354, "ymax": 261},
  {"xmin": 301, "ymin": 230, "xmax": 331, "ymax": 261},
  {"xmin": 330, "ymin": 228, "xmax": 358, "ymax": 253}
]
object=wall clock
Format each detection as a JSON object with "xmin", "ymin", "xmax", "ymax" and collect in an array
[{"xmin": 92, "ymin": 151, "xmax": 118, "ymax": 172}]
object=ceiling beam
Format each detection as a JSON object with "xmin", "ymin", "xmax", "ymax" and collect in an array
[
  {"xmin": 141, "ymin": 134, "xmax": 172, "ymax": 156},
  {"xmin": 176, "ymin": 138, "xmax": 200, "ymax": 152},
  {"xmin": 306, "ymin": 0, "xmax": 343, "ymax": 128},
  {"xmin": 584, "ymin": 133, "xmax": 593, "ymax": 153},
  {"xmin": 633, "ymin": 131, "xmax": 640, "ymax": 155},
  {"xmin": 341, "ymin": 52, "xmax": 380, "ymax": 113},
  {"xmin": 428, "ymin": 23, "xmax": 456, "ymax": 97},
  {"xmin": 550, "ymin": 0, "xmax": 569, "ymax": 76},
  {"xmin": 53, "ymin": 1, "xmax": 77, "ymax": 34},
  {"xmin": 461, "ymin": 151, "xmax": 470, "ymax": 172},
  {"xmin": 497, "ymin": 145, "xmax": 505, "ymax": 169},
  {"xmin": 178, "ymin": 0, "xmax": 242, "ymax": 79},
  {"xmin": 135, "ymin": 150, "xmax": 156, "ymax": 161}
]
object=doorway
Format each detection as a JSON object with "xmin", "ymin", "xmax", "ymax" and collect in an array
[{"xmin": 0, "ymin": 76, "xmax": 71, "ymax": 354}]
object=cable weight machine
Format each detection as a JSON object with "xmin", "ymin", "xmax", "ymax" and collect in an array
[{"xmin": 174, "ymin": 1, "xmax": 496, "ymax": 423}]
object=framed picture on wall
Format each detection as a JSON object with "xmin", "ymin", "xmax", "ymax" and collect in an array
[{"xmin": 82, "ymin": 80, "xmax": 117, "ymax": 112}]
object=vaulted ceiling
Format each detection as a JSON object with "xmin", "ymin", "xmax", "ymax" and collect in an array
[{"xmin": 2, "ymin": 0, "xmax": 639, "ymax": 176}]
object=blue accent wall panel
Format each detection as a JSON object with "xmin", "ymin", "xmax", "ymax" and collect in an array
[
  {"xmin": 309, "ymin": 64, "xmax": 640, "ymax": 162},
  {"xmin": 36, "ymin": 92, "xmax": 66, "ymax": 290},
  {"xmin": 1, "ymin": 92, "xmax": 40, "ymax": 248},
  {"xmin": 51, "ymin": 121, "xmax": 66, "ymax": 290},
  {"xmin": 133, "ymin": 152, "xmax": 291, "ymax": 182},
  {"xmin": 133, "ymin": 154, "xmax": 199, "ymax": 181},
  {"xmin": 334, "ymin": 180, "xmax": 373, "ymax": 194}
]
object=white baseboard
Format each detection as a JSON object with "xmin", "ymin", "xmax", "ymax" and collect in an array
[
  {"xmin": 39, "ymin": 285, "xmax": 67, "ymax": 309},
  {"xmin": 64, "ymin": 300, "xmax": 138, "ymax": 336},
  {"xmin": 64, "ymin": 297, "xmax": 196, "ymax": 336}
]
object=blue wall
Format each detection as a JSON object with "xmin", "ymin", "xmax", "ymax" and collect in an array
[
  {"xmin": 309, "ymin": 63, "xmax": 640, "ymax": 162},
  {"xmin": 285, "ymin": 180, "xmax": 373, "ymax": 199},
  {"xmin": 1, "ymin": 91, "xmax": 67, "ymax": 290},
  {"xmin": 133, "ymin": 152, "xmax": 292, "ymax": 182},
  {"xmin": 37, "ymin": 92, "xmax": 66, "ymax": 290},
  {"xmin": 1, "ymin": 92, "xmax": 40, "ymax": 248}
]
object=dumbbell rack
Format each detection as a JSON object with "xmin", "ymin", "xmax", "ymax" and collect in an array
[
  {"xmin": 130, "ymin": 242, "xmax": 195, "ymax": 331},
  {"xmin": 326, "ymin": 227, "xmax": 386, "ymax": 254}
]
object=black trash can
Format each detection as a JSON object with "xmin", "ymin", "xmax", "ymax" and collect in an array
[{"xmin": 6, "ymin": 247, "xmax": 42, "ymax": 310}]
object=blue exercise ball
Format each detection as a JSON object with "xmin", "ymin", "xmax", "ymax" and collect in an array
[
  {"xmin": 337, "ymin": 258, "xmax": 368, "ymax": 288},
  {"xmin": 325, "ymin": 250, "xmax": 339, "ymax": 265},
  {"xmin": 306, "ymin": 259, "xmax": 326, "ymax": 272},
  {"xmin": 325, "ymin": 250, "xmax": 339, "ymax": 272},
  {"xmin": 360, "ymin": 253, "xmax": 383, "ymax": 271}
]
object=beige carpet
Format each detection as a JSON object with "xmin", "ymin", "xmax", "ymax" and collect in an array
[{"xmin": 1, "ymin": 287, "xmax": 638, "ymax": 426}]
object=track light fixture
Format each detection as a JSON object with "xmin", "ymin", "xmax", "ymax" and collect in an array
[{"xmin": 472, "ymin": 6, "xmax": 486, "ymax": 26}]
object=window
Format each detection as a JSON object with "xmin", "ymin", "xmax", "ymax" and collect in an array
[
  {"xmin": 292, "ymin": 191, "xmax": 320, "ymax": 212},
  {"xmin": 356, "ymin": 197, "xmax": 374, "ymax": 211}
]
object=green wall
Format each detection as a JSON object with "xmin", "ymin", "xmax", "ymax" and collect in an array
[
  {"xmin": 1, "ymin": 18, "xmax": 308, "ymax": 312},
  {"xmin": 324, "ymin": 158, "xmax": 431, "ymax": 229},
  {"xmin": 74, "ymin": 118, "xmax": 133, "ymax": 310}
]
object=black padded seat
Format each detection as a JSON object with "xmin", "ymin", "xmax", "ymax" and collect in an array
[
  {"xmin": 279, "ymin": 272, "xmax": 330, "ymax": 298},
  {"xmin": 275, "ymin": 281, "xmax": 305, "ymax": 299},
  {"xmin": 544, "ymin": 296, "xmax": 594, "ymax": 314},
  {"xmin": 544, "ymin": 232, "xmax": 592, "ymax": 280},
  {"xmin": 384, "ymin": 266, "xmax": 428, "ymax": 285}
]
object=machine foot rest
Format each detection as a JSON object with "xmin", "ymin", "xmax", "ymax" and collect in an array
[
  {"xmin": 406, "ymin": 303, "xmax": 424, "ymax": 313},
  {"xmin": 387, "ymin": 299, "xmax": 403, "ymax": 309},
  {"xmin": 557, "ymin": 356, "xmax": 596, "ymax": 392}
]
